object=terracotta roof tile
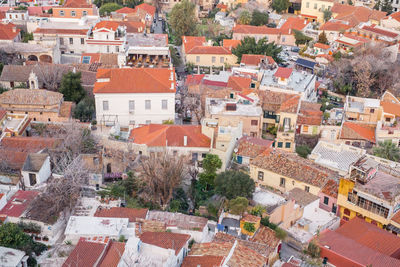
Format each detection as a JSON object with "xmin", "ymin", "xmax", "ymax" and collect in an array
[
  {"xmin": 135, "ymin": 3, "xmax": 156, "ymax": 16},
  {"xmin": 0, "ymin": 137, "xmax": 60, "ymax": 153},
  {"xmin": 182, "ymin": 36, "xmax": 206, "ymax": 54},
  {"xmin": 223, "ymin": 39, "xmax": 241, "ymax": 50},
  {"xmin": 274, "ymin": 67, "xmax": 293, "ymax": 79},
  {"xmin": 314, "ymin": 43, "xmax": 330, "ymax": 49},
  {"xmin": 0, "ymin": 89, "xmax": 63, "ymax": 106},
  {"xmin": 0, "ymin": 190, "xmax": 39, "ymax": 218},
  {"xmin": 115, "ymin": 6, "xmax": 136, "ymax": 14},
  {"xmin": 187, "ymin": 46, "xmax": 232, "ymax": 55},
  {"xmin": 94, "ymin": 207, "xmax": 148, "ymax": 222},
  {"xmin": 297, "ymin": 101, "xmax": 323, "ymax": 125},
  {"xmin": 251, "ymin": 151, "xmax": 337, "ymax": 188},
  {"xmin": 233, "ymin": 24, "xmax": 281, "ymax": 35},
  {"xmin": 63, "ymin": 0, "xmax": 92, "ymax": 8},
  {"xmin": 118, "ymin": 21, "xmax": 145, "ymax": 33},
  {"xmin": 140, "ymin": 232, "xmax": 190, "ymax": 255},
  {"xmin": 320, "ymin": 179, "xmax": 338, "ymax": 198},
  {"xmin": 93, "ymin": 68, "xmax": 176, "ymax": 94},
  {"xmin": 249, "ymin": 226, "xmax": 280, "ymax": 249},
  {"xmin": 340, "ymin": 122, "xmax": 376, "ymax": 143},
  {"xmin": 227, "ymin": 76, "xmax": 251, "ymax": 91},
  {"xmin": 320, "ymin": 21, "xmax": 352, "ymax": 32},
  {"xmin": 230, "ymin": 243, "xmax": 266, "ymax": 267},
  {"xmin": 260, "ymin": 91, "xmax": 300, "ymax": 113},
  {"xmin": 280, "ymin": 17, "xmax": 309, "ymax": 31},
  {"xmin": 63, "ymin": 239, "xmax": 106, "ymax": 267},
  {"xmin": 129, "ymin": 124, "xmax": 211, "ymax": 148},
  {"xmin": 34, "ymin": 28, "xmax": 88, "ymax": 35},
  {"xmin": 386, "ymin": 11, "xmax": 400, "ymax": 22},
  {"xmin": 331, "ymin": 4, "xmax": 386, "ymax": 27},
  {"xmin": 381, "ymin": 101, "xmax": 400, "ymax": 117},
  {"xmin": 236, "ymin": 136, "xmax": 273, "ymax": 159},
  {"xmin": 0, "ymin": 149, "xmax": 27, "ymax": 171},
  {"xmin": 240, "ymin": 54, "xmax": 275, "ymax": 66},
  {"xmin": 94, "ymin": 21, "xmax": 120, "ymax": 31},
  {"xmin": 0, "ymin": 23, "xmax": 20, "ymax": 40},
  {"xmin": 98, "ymin": 241, "xmax": 125, "ymax": 267},
  {"xmin": 185, "ymin": 74, "xmax": 205, "ymax": 86},
  {"xmin": 362, "ymin": 25, "xmax": 399, "ymax": 38},
  {"xmin": 182, "ymin": 255, "xmax": 224, "ymax": 267},
  {"xmin": 241, "ymin": 214, "xmax": 261, "ymax": 223}
]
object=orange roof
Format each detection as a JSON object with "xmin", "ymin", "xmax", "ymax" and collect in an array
[
  {"xmin": 241, "ymin": 54, "xmax": 275, "ymax": 66},
  {"xmin": 331, "ymin": 3, "xmax": 386, "ymax": 27},
  {"xmin": 182, "ymin": 255, "xmax": 224, "ymax": 267},
  {"xmin": 34, "ymin": 28, "xmax": 88, "ymax": 35},
  {"xmin": 187, "ymin": 46, "xmax": 232, "ymax": 55},
  {"xmin": 0, "ymin": 109, "xmax": 6, "ymax": 119},
  {"xmin": 274, "ymin": 67, "xmax": 293, "ymax": 79},
  {"xmin": 320, "ymin": 21, "xmax": 352, "ymax": 32},
  {"xmin": 216, "ymin": 3, "xmax": 228, "ymax": 9},
  {"xmin": 233, "ymin": 24, "xmax": 281, "ymax": 35},
  {"xmin": 135, "ymin": 3, "xmax": 156, "ymax": 16},
  {"xmin": 98, "ymin": 241, "xmax": 125, "ymax": 267},
  {"xmin": 223, "ymin": 39, "xmax": 241, "ymax": 50},
  {"xmin": 118, "ymin": 21, "xmax": 145, "ymax": 33},
  {"xmin": 0, "ymin": 23, "xmax": 20, "ymax": 40},
  {"xmin": 140, "ymin": 232, "xmax": 190, "ymax": 255},
  {"xmin": 94, "ymin": 21, "xmax": 119, "ymax": 31},
  {"xmin": 182, "ymin": 36, "xmax": 206, "ymax": 54},
  {"xmin": 115, "ymin": 6, "xmax": 136, "ymax": 14},
  {"xmin": 314, "ymin": 43, "xmax": 330, "ymax": 50},
  {"xmin": 0, "ymin": 136, "xmax": 59, "ymax": 152},
  {"xmin": 63, "ymin": 0, "xmax": 91, "ymax": 8},
  {"xmin": 280, "ymin": 17, "xmax": 309, "ymax": 31},
  {"xmin": 93, "ymin": 68, "xmax": 176, "ymax": 94},
  {"xmin": 129, "ymin": 124, "xmax": 211, "ymax": 148},
  {"xmin": 340, "ymin": 122, "xmax": 376, "ymax": 143},
  {"xmin": 62, "ymin": 239, "xmax": 106, "ymax": 267},
  {"xmin": 381, "ymin": 101, "xmax": 400, "ymax": 117},
  {"xmin": 94, "ymin": 207, "xmax": 148, "ymax": 222},
  {"xmin": 241, "ymin": 214, "xmax": 261, "ymax": 223},
  {"xmin": 227, "ymin": 76, "xmax": 251, "ymax": 91},
  {"xmin": 385, "ymin": 11, "xmax": 400, "ymax": 22}
]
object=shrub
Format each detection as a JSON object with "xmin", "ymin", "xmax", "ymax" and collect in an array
[
  {"xmin": 243, "ymin": 222, "xmax": 256, "ymax": 233},
  {"xmin": 296, "ymin": 145, "xmax": 311, "ymax": 158}
]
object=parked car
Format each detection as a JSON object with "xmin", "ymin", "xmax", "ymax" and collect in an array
[
  {"xmin": 290, "ymin": 55, "xmax": 298, "ymax": 61},
  {"xmin": 279, "ymin": 62, "xmax": 289, "ymax": 67},
  {"xmin": 291, "ymin": 47, "xmax": 300, "ymax": 52}
]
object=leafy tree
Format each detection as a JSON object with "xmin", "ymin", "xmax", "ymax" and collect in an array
[
  {"xmin": 250, "ymin": 10, "xmax": 269, "ymax": 26},
  {"xmin": 208, "ymin": 7, "xmax": 220, "ymax": 19},
  {"xmin": 271, "ymin": 0, "xmax": 289, "ymax": 14},
  {"xmin": 293, "ymin": 29, "xmax": 312, "ymax": 46},
  {"xmin": 375, "ymin": 0, "xmax": 393, "ymax": 13},
  {"xmin": 347, "ymin": 0, "xmax": 354, "ymax": 5},
  {"xmin": 169, "ymin": 0, "xmax": 197, "ymax": 45},
  {"xmin": 171, "ymin": 187, "xmax": 189, "ymax": 213},
  {"xmin": 74, "ymin": 96, "xmax": 95, "ymax": 122},
  {"xmin": 275, "ymin": 227, "xmax": 287, "ymax": 240},
  {"xmin": 199, "ymin": 154, "xmax": 222, "ymax": 188},
  {"xmin": 373, "ymin": 140, "xmax": 400, "ymax": 162},
  {"xmin": 215, "ymin": 170, "xmax": 255, "ymax": 199},
  {"xmin": 307, "ymin": 241, "xmax": 320, "ymax": 258},
  {"xmin": 99, "ymin": 2, "xmax": 122, "ymax": 16},
  {"xmin": 243, "ymin": 222, "xmax": 256, "ymax": 233},
  {"xmin": 323, "ymin": 9, "xmax": 332, "ymax": 22},
  {"xmin": 22, "ymin": 31, "xmax": 33, "ymax": 43},
  {"xmin": 15, "ymin": 5, "xmax": 27, "ymax": 10},
  {"xmin": 212, "ymin": 33, "xmax": 232, "ymax": 46},
  {"xmin": 232, "ymin": 37, "xmax": 282, "ymax": 63},
  {"xmin": 296, "ymin": 145, "xmax": 311, "ymax": 158},
  {"xmin": 238, "ymin": 10, "xmax": 252, "ymax": 25},
  {"xmin": 228, "ymin": 196, "xmax": 248, "ymax": 215},
  {"xmin": 250, "ymin": 204, "xmax": 266, "ymax": 216},
  {"xmin": 317, "ymin": 31, "xmax": 329, "ymax": 45},
  {"xmin": 260, "ymin": 216, "xmax": 277, "ymax": 229},
  {"xmin": 59, "ymin": 71, "xmax": 86, "ymax": 103}
]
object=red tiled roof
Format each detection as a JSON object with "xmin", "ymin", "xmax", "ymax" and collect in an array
[
  {"xmin": 0, "ymin": 190, "xmax": 39, "ymax": 218},
  {"xmin": 118, "ymin": 21, "xmax": 145, "ymax": 33},
  {"xmin": 340, "ymin": 122, "xmax": 376, "ymax": 143},
  {"xmin": 242, "ymin": 214, "xmax": 261, "ymax": 223},
  {"xmin": 94, "ymin": 21, "xmax": 119, "ymax": 31},
  {"xmin": 129, "ymin": 124, "xmax": 211, "ymax": 148},
  {"xmin": 94, "ymin": 68, "xmax": 176, "ymax": 94},
  {"xmin": 115, "ymin": 6, "xmax": 136, "ymax": 14},
  {"xmin": 187, "ymin": 46, "xmax": 232, "ymax": 55},
  {"xmin": 320, "ymin": 179, "xmax": 338, "ymax": 198},
  {"xmin": 98, "ymin": 241, "xmax": 125, "ymax": 267},
  {"xmin": 381, "ymin": 101, "xmax": 400, "ymax": 117},
  {"xmin": 233, "ymin": 24, "xmax": 280, "ymax": 35},
  {"xmin": 227, "ymin": 76, "xmax": 251, "ymax": 91},
  {"xmin": 0, "ymin": 137, "xmax": 59, "ymax": 153},
  {"xmin": 34, "ymin": 28, "xmax": 88, "ymax": 35},
  {"xmin": 237, "ymin": 136, "xmax": 273, "ymax": 158},
  {"xmin": 0, "ymin": 109, "xmax": 6, "ymax": 120},
  {"xmin": 223, "ymin": 39, "xmax": 241, "ymax": 50},
  {"xmin": 386, "ymin": 11, "xmax": 400, "ymax": 22},
  {"xmin": 362, "ymin": 25, "xmax": 399, "ymax": 38},
  {"xmin": 241, "ymin": 54, "xmax": 275, "ymax": 66},
  {"xmin": 28, "ymin": 6, "xmax": 52, "ymax": 16},
  {"xmin": 314, "ymin": 43, "xmax": 330, "ymax": 50},
  {"xmin": 320, "ymin": 21, "xmax": 352, "ymax": 32},
  {"xmin": 185, "ymin": 74, "xmax": 205, "ymax": 86},
  {"xmin": 297, "ymin": 101, "xmax": 323, "ymax": 126},
  {"xmin": 216, "ymin": 3, "xmax": 227, "ymax": 9},
  {"xmin": 63, "ymin": 239, "xmax": 106, "ymax": 267},
  {"xmin": 331, "ymin": 3, "xmax": 386, "ymax": 27},
  {"xmin": 392, "ymin": 210, "xmax": 400, "ymax": 224},
  {"xmin": 274, "ymin": 67, "xmax": 293, "ymax": 79},
  {"xmin": 182, "ymin": 36, "xmax": 206, "ymax": 54},
  {"xmin": 94, "ymin": 207, "xmax": 148, "ymax": 222},
  {"xmin": 135, "ymin": 3, "xmax": 156, "ymax": 16},
  {"xmin": 182, "ymin": 255, "xmax": 224, "ymax": 267},
  {"xmin": 0, "ymin": 23, "xmax": 20, "ymax": 40},
  {"xmin": 63, "ymin": 0, "xmax": 92, "ymax": 8},
  {"xmin": 260, "ymin": 90, "xmax": 301, "ymax": 113},
  {"xmin": 280, "ymin": 17, "xmax": 309, "ymax": 31},
  {"xmin": 140, "ymin": 232, "xmax": 190, "ymax": 255}
]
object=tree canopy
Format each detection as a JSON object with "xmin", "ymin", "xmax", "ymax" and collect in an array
[
  {"xmin": 99, "ymin": 2, "xmax": 122, "ymax": 16},
  {"xmin": 215, "ymin": 170, "xmax": 255, "ymax": 199},
  {"xmin": 199, "ymin": 154, "xmax": 222, "ymax": 188},
  {"xmin": 228, "ymin": 197, "xmax": 248, "ymax": 215},
  {"xmin": 373, "ymin": 140, "xmax": 400, "ymax": 162},
  {"xmin": 74, "ymin": 96, "xmax": 95, "ymax": 122},
  {"xmin": 169, "ymin": 0, "xmax": 197, "ymax": 45},
  {"xmin": 250, "ymin": 10, "xmax": 269, "ymax": 26},
  {"xmin": 293, "ymin": 29, "xmax": 312, "ymax": 46},
  {"xmin": 323, "ymin": 9, "xmax": 332, "ymax": 22},
  {"xmin": 238, "ymin": 10, "xmax": 252, "ymax": 25},
  {"xmin": 318, "ymin": 31, "xmax": 329, "ymax": 45},
  {"xmin": 374, "ymin": 0, "xmax": 393, "ymax": 14},
  {"xmin": 232, "ymin": 37, "xmax": 282, "ymax": 63},
  {"xmin": 59, "ymin": 71, "xmax": 86, "ymax": 103},
  {"xmin": 271, "ymin": 0, "xmax": 290, "ymax": 13}
]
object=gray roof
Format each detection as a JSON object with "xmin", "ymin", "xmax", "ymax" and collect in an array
[
  {"xmin": 0, "ymin": 65, "xmax": 34, "ymax": 82},
  {"xmin": 22, "ymin": 153, "xmax": 48, "ymax": 172},
  {"xmin": 287, "ymin": 188, "xmax": 319, "ymax": 207}
]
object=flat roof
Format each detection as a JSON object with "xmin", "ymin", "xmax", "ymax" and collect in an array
[
  {"xmin": 206, "ymin": 98, "xmax": 262, "ymax": 117},
  {"xmin": 126, "ymin": 33, "xmax": 168, "ymax": 47},
  {"xmin": 261, "ymin": 68, "xmax": 315, "ymax": 93},
  {"xmin": 0, "ymin": 246, "xmax": 26, "ymax": 266},
  {"xmin": 65, "ymin": 216, "xmax": 129, "ymax": 236}
]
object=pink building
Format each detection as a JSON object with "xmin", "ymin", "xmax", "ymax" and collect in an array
[{"xmin": 318, "ymin": 179, "xmax": 339, "ymax": 215}]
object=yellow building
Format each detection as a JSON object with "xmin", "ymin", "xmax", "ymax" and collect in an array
[
  {"xmin": 337, "ymin": 154, "xmax": 400, "ymax": 234},
  {"xmin": 300, "ymin": 0, "xmax": 334, "ymax": 23},
  {"xmin": 185, "ymin": 46, "xmax": 237, "ymax": 69},
  {"xmin": 250, "ymin": 150, "xmax": 336, "ymax": 196},
  {"xmin": 240, "ymin": 214, "xmax": 261, "ymax": 236},
  {"xmin": 344, "ymin": 95, "xmax": 383, "ymax": 124}
]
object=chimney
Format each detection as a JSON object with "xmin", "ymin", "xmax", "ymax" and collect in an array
[
  {"xmin": 184, "ymin": 135, "xmax": 187, "ymax": 146},
  {"xmin": 170, "ymin": 82, "xmax": 174, "ymax": 90}
]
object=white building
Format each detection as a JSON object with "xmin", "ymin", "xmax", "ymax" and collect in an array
[
  {"xmin": 86, "ymin": 21, "xmax": 126, "ymax": 54},
  {"xmin": 94, "ymin": 67, "xmax": 176, "ymax": 127},
  {"xmin": 21, "ymin": 153, "xmax": 51, "ymax": 188},
  {"xmin": 0, "ymin": 246, "xmax": 28, "ymax": 267},
  {"xmin": 64, "ymin": 216, "xmax": 134, "ymax": 244}
]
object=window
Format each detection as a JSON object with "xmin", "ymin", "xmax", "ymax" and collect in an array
[
  {"xmin": 258, "ymin": 171, "xmax": 264, "ymax": 181},
  {"xmin": 277, "ymin": 142, "xmax": 283, "ymax": 148},
  {"xmin": 82, "ymin": 56, "xmax": 91, "ymax": 64},
  {"xmin": 251, "ymin": 120, "xmax": 258, "ymax": 126},
  {"xmin": 303, "ymin": 125, "xmax": 309, "ymax": 132},
  {"xmin": 81, "ymin": 38, "xmax": 84, "ymax": 44},
  {"xmin": 29, "ymin": 173, "xmax": 37, "ymax": 186},
  {"xmin": 116, "ymin": 46, "xmax": 119, "ymax": 52},
  {"xmin": 129, "ymin": 120, "xmax": 135, "ymax": 125},
  {"xmin": 145, "ymin": 100, "xmax": 151, "ymax": 110},
  {"xmin": 71, "ymin": 11, "xmax": 76, "ymax": 17},
  {"xmin": 196, "ymin": 56, "xmax": 200, "ymax": 63},
  {"xmin": 370, "ymin": 108, "xmax": 375, "ymax": 113},
  {"xmin": 344, "ymin": 208, "xmax": 350, "ymax": 216},
  {"xmin": 59, "ymin": 10, "xmax": 65, "ymax": 16},
  {"xmin": 314, "ymin": 3, "xmax": 317, "ymax": 9},
  {"xmin": 220, "ymin": 57, "xmax": 224, "ymax": 63},
  {"xmin": 323, "ymin": 196, "xmax": 329, "ymax": 205},
  {"xmin": 321, "ymin": 4, "xmax": 325, "ymax": 10},
  {"xmin": 212, "ymin": 56, "xmax": 216, "ymax": 63},
  {"xmin": 60, "ymin": 37, "xmax": 64, "ymax": 45},
  {"xmin": 69, "ymin": 38, "xmax": 73, "ymax": 44},
  {"xmin": 107, "ymin": 46, "xmax": 110, "ymax": 53},
  {"xmin": 129, "ymin": 100, "xmax": 135, "ymax": 111},
  {"xmin": 285, "ymin": 142, "xmax": 291, "ymax": 148},
  {"xmin": 83, "ymin": 11, "xmax": 88, "ymax": 16},
  {"xmin": 103, "ymin": 100, "xmax": 109, "ymax": 111},
  {"xmin": 305, "ymin": 186, "xmax": 310, "ymax": 192},
  {"xmin": 280, "ymin": 177, "xmax": 286, "ymax": 188},
  {"xmin": 162, "ymin": 100, "xmax": 168, "ymax": 110},
  {"xmin": 146, "ymin": 120, "xmax": 151, "ymax": 124},
  {"xmin": 282, "ymin": 36, "xmax": 286, "ymax": 42}
]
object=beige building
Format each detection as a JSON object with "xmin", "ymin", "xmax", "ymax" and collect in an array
[
  {"xmin": 344, "ymin": 95, "xmax": 383, "ymax": 124},
  {"xmin": 300, "ymin": 0, "xmax": 334, "ymax": 23},
  {"xmin": 185, "ymin": 46, "xmax": 237, "ymax": 68}
]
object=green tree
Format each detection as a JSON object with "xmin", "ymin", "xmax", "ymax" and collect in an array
[
  {"xmin": 250, "ymin": 10, "xmax": 269, "ymax": 26},
  {"xmin": 271, "ymin": 0, "xmax": 290, "ymax": 14},
  {"xmin": 214, "ymin": 170, "xmax": 255, "ymax": 199},
  {"xmin": 169, "ymin": 0, "xmax": 197, "ymax": 45},
  {"xmin": 373, "ymin": 140, "xmax": 400, "ymax": 162},
  {"xmin": 250, "ymin": 204, "xmax": 266, "ymax": 216},
  {"xmin": 317, "ymin": 31, "xmax": 329, "ymax": 45},
  {"xmin": 22, "ymin": 32, "xmax": 33, "ymax": 43},
  {"xmin": 382, "ymin": 0, "xmax": 393, "ymax": 14},
  {"xmin": 347, "ymin": 0, "xmax": 354, "ymax": 5},
  {"xmin": 293, "ymin": 29, "xmax": 312, "ymax": 46},
  {"xmin": 296, "ymin": 145, "xmax": 311, "ymax": 158},
  {"xmin": 198, "ymin": 154, "xmax": 222, "ymax": 188},
  {"xmin": 307, "ymin": 241, "xmax": 320, "ymax": 258},
  {"xmin": 59, "ymin": 71, "xmax": 86, "ymax": 103},
  {"xmin": 99, "ymin": 3, "xmax": 122, "ymax": 16},
  {"xmin": 232, "ymin": 37, "xmax": 282, "ymax": 63},
  {"xmin": 243, "ymin": 222, "xmax": 256, "ymax": 233},
  {"xmin": 323, "ymin": 9, "xmax": 332, "ymax": 22},
  {"xmin": 238, "ymin": 10, "xmax": 252, "ymax": 25},
  {"xmin": 73, "ymin": 96, "xmax": 95, "ymax": 122},
  {"xmin": 228, "ymin": 196, "xmax": 248, "ymax": 215}
]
